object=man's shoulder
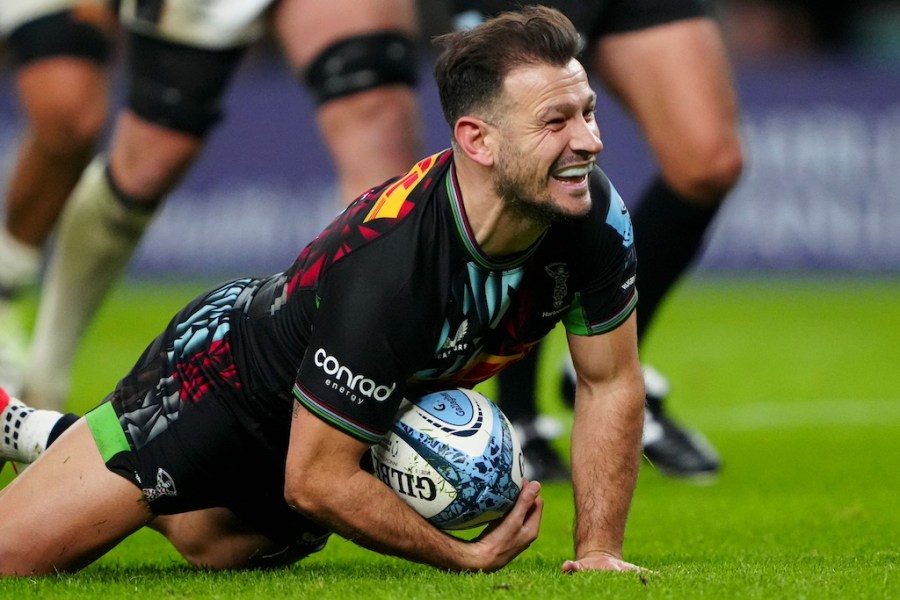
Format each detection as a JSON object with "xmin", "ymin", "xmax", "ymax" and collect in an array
[
  {"xmin": 349, "ymin": 150, "xmax": 452, "ymax": 228},
  {"xmin": 301, "ymin": 151, "xmax": 454, "ymax": 286}
]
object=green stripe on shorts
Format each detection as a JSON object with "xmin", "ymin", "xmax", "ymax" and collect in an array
[{"xmin": 85, "ymin": 402, "xmax": 130, "ymax": 462}]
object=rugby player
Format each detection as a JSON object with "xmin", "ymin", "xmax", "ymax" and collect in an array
[{"xmin": 0, "ymin": 7, "xmax": 644, "ymax": 575}]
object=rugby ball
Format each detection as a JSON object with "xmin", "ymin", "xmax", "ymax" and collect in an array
[{"xmin": 371, "ymin": 388, "xmax": 524, "ymax": 530}]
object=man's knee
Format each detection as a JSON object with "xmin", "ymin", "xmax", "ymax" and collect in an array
[
  {"xmin": 105, "ymin": 111, "xmax": 206, "ymax": 204},
  {"xmin": 663, "ymin": 132, "xmax": 744, "ymax": 207},
  {"xmin": 30, "ymin": 94, "xmax": 107, "ymax": 159},
  {"xmin": 151, "ymin": 510, "xmax": 306, "ymax": 571}
]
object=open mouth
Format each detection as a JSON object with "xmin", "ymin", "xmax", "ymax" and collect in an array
[{"xmin": 551, "ymin": 162, "xmax": 594, "ymax": 184}]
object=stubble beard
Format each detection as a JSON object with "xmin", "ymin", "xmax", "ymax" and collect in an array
[{"xmin": 494, "ymin": 156, "xmax": 591, "ymax": 228}]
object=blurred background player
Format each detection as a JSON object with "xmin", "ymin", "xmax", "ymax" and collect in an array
[
  {"xmin": 452, "ymin": 0, "xmax": 744, "ymax": 481},
  {"xmin": 14, "ymin": 0, "xmax": 425, "ymax": 409},
  {"xmin": 0, "ymin": 0, "xmax": 118, "ymax": 395}
]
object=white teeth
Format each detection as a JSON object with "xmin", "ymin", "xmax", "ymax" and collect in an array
[{"xmin": 553, "ymin": 163, "xmax": 594, "ymax": 178}]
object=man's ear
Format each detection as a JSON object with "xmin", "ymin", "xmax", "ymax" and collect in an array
[{"xmin": 453, "ymin": 117, "xmax": 495, "ymax": 167}]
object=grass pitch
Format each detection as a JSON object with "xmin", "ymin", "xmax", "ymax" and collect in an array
[{"xmin": 2, "ymin": 275, "xmax": 898, "ymax": 598}]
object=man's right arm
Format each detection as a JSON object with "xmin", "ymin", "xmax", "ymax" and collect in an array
[{"xmin": 283, "ymin": 400, "xmax": 543, "ymax": 572}]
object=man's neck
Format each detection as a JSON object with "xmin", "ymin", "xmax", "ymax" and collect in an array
[{"xmin": 452, "ymin": 159, "xmax": 546, "ymax": 259}]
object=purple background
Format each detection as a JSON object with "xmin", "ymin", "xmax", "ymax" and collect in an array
[{"xmin": 2, "ymin": 52, "xmax": 899, "ymax": 277}]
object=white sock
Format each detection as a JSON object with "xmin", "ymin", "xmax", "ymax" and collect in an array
[
  {"xmin": 0, "ymin": 225, "xmax": 42, "ymax": 302},
  {"xmin": 22, "ymin": 155, "xmax": 157, "ymax": 410},
  {"xmin": 0, "ymin": 228, "xmax": 40, "ymax": 397},
  {"xmin": 1, "ymin": 396, "xmax": 62, "ymax": 464}
]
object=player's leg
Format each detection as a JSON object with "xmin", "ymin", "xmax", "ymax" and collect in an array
[
  {"xmin": 0, "ymin": 386, "xmax": 78, "ymax": 476},
  {"xmin": 126, "ymin": 281, "xmax": 331, "ymax": 571},
  {"xmin": 150, "ymin": 508, "xmax": 321, "ymax": 570},
  {"xmin": 590, "ymin": 17, "xmax": 744, "ymax": 478},
  {"xmin": 21, "ymin": 33, "xmax": 246, "ymax": 410},
  {"xmin": 0, "ymin": 417, "xmax": 152, "ymax": 575},
  {"xmin": 272, "ymin": 0, "xmax": 424, "ymax": 203},
  {"xmin": 0, "ymin": 7, "xmax": 115, "ymax": 396},
  {"xmin": 6, "ymin": 43, "xmax": 112, "ymax": 250},
  {"xmin": 591, "ymin": 17, "xmax": 743, "ymax": 339}
]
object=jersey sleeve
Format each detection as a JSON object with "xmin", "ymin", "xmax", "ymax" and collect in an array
[
  {"xmin": 291, "ymin": 244, "xmax": 431, "ymax": 444},
  {"xmin": 561, "ymin": 176, "xmax": 638, "ymax": 336}
]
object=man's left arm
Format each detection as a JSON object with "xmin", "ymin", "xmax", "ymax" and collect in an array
[{"xmin": 563, "ymin": 311, "xmax": 646, "ymax": 572}]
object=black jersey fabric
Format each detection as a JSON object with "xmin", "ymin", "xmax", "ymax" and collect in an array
[{"xmin": 232, "ymin": 149, "xmax": 637, "ymax": 444}]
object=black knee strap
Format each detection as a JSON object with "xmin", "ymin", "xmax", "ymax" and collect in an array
[{"xmin": 303, "ymin": 31, "xmax": 418, "ymax": 105}]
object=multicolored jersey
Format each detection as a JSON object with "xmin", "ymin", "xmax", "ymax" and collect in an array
[{"xmin": 233, "ymin": 149, "xmax": 636, "ymax": 444}]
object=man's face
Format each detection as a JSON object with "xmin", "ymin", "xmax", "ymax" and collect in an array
[{"xmin": 490, "ymin": 58, "xmax": 602, "ymax": 225}]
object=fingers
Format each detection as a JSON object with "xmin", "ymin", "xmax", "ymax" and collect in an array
[
  {"xmin": 476, "ymin": 478, "xmax": 542, "ymax": 536},
  {"xmin": 469, "ymin": 478, "xmax": 543, "ymax": 571},
  {"xmin": 514, "ymin": 479, "xmax": 542, "ymax": 547},
  {"xmin": 523, "ymin": 489, "xmax": 543, "ymax": 532},
  {"xmin": 561, "ymin": 556, "xmax": 648, "ymax": 573},
  {"xmin": 519, "ymin": 478, "xmax": 542, "ymax": 507},
  {"xmin": 503, "ymin": 478, "xmax": 541, "ymax": 525},
  {"xmin": 561, "ymin": 559, "xmax": 580, "ymax": 573}
]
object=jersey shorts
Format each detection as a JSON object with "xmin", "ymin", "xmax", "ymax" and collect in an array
[
  {"xmin": 84, "ymin": 279, "xmax": 332, "ymax": 554},
  {"xmin": 452, "ymin": 0, "xmax": 712, "ymax": 40},
  {"xmin": 118, "ymin": 0, "xmax": 271, "ymax": 49},
  {"xmin": 0, "ymin": 0, "xmax": 106, "ymax": 35},
  {"xmin": 114, "ymin": 0, "xmax": 274, "ymax": 136}
]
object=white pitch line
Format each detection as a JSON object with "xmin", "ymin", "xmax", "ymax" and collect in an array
[{"xmin": 699, "ymin": 398, "xmax": 900, "ymax": 432}]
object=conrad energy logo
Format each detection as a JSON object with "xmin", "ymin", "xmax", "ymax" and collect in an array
[{"xmin": 314, "ymin": 348, "xmax": 396, "ymax": 404}]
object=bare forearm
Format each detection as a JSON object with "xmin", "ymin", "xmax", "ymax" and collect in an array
[
  {"xmin": 570, "ymin": 381, "xmax": 643, "ymax": 559},
  {"xmin": 289, "ymin": 469, "xmax": 477, "ymax": 571},
  {"xmin": 286, "ymin": 404, "xmax": 541, "ymax": 572}
]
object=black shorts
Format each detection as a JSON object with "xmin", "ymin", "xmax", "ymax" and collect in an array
[
  {"xmin": 85, "ymin": 279, "xmax": 331, "ymax": 553},
  {"xmin": 125, "ymin": 31, "xmax": 247, "ymax": 136},
  {"xmin": 452, "ymin": 0, "xmax": 712, "ymax": 38},
  {"xmin": 6, "ymin": 9, "xmax": 113, "ymax": 67}
]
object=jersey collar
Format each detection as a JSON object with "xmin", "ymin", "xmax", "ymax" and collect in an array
[{"xmin": 445, "ymin": 157, "xmax": 546, "ymax": 271}]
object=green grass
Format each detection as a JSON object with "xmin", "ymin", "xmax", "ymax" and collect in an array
[{"xmin": 2, "ymin": 275, "xmax": 899, "ymax": 598}]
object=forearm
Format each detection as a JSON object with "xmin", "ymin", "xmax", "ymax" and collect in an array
[
  {"xmin": 286, "ymin": 402, "xmax": 540, "ymax": 571},
  {"xmin": 570, "ymin": 377, "xmax": 643, "ymax": 559},
  {"xmin": 288, "ymin": 467, "xmax": 479, "ymax": 571}
]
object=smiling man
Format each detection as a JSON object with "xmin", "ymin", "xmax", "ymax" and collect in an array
[
  {"xmin": 0, "ymin": 6, "xmax": 644, "ymax": 576},
  {"xmin": 491, "ymin": 61, "xmax": 600, "ymax": 225}
]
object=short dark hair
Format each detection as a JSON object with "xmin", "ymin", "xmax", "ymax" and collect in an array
[{"xmin": 433, "ymin": 5, "xmax": 583, "ymax": 129}]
